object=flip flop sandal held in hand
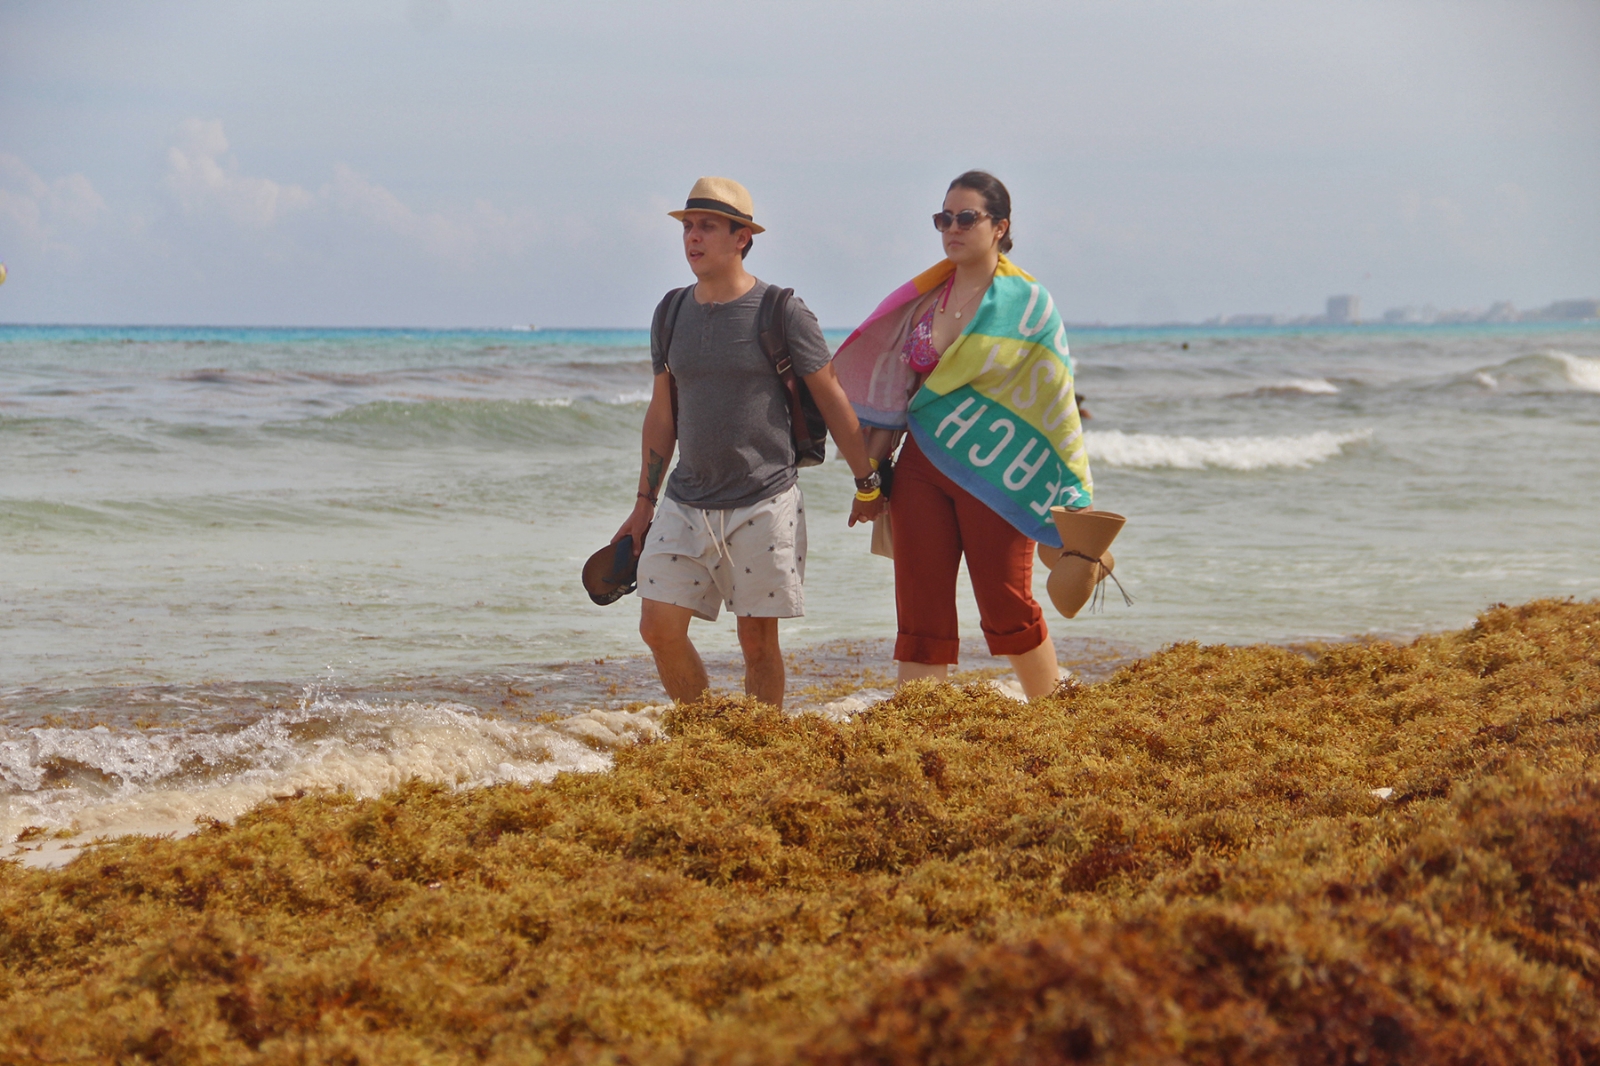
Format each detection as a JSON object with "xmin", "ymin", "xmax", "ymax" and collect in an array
[{"xmin": 582, "ymin": 534, "xmax": 641, "ymax": 606}]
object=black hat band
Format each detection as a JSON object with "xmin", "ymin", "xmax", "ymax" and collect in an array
[{"xmin": 684, "ymin": 197, "xmax": 752, "ymax": 222}]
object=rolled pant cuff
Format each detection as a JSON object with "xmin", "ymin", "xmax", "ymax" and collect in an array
[
  {"xmin": 983, "ymin": 620, "xmax": 1049, "ymax": 657},
  {"xmin": 895, "ymin": 634, "xmax": 961, "ymax": 665}
]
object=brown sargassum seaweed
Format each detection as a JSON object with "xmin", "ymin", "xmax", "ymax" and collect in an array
[{"xmin": 1, "ymin": 598, "xmax": 1597, "ymax": 1064}]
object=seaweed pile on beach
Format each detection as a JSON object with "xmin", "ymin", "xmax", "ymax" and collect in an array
[{"xmin": 2, "ymin": 598, "xmax": 1597, "ymax": 1064}]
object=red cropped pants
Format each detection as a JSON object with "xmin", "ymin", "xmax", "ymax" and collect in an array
[{"xmin": 890, "ymin": 435, "xmax": 1048, "ymax": 664}]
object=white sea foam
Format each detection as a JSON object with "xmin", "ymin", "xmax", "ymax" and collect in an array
[
  {"xmin": 803, "ymin": 688, "xmax": 893, "ymax": 722},
  {"xmin": 1465, "ymin": 350, "xmax": 1600, "ymax": 393},
  {"xmin": 989, "ymin": 678, "xmax": 1029, "ymax": 702},
  {"xmin": 1085, "ymin": 428, "xmax": 1371, "ymax": 470},
  {"xmin": 796, "ymin": 677, "xmax": 1035, "ymax": 722},
  {"xmin": 1254, "ymin": 377, "xmax": 1341, "ymax": 396},
  {"xmin": 1554, "ymin": 351, "xmax": 1600, "ymax": 392},
  {"xmin": 4, "ymin": 688, "xmax": 944, "ymax": 865},
  {"xmin": 1, "ymin": 695, "xmax": 667, "ymax": 867}
]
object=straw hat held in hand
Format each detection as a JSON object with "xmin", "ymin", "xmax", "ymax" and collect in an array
[{"xmin": 1038, "ymin": 508, "xmax": 1126, "ymax": 618}]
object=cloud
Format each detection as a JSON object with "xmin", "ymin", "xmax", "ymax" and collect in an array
[
  {"xmin": 164, "ymin": 119, "xmax": 315, "ymax": 227},
  {"xmin": 0, "ymin": 154, "xmax": 107, "ymax": 254},
  {"xmin": 326, "ymin": 164, "xmax": 536, "ymax": 262},
  {"xmin": 162, "ymin": 119, "xmax": 540, "ymax": 265}
]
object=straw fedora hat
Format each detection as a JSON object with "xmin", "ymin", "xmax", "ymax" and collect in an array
[
  {"xmin": 1043, "ymin": 508, "xmax": 1126, "ymax": 618},
  {"xmin": 668, "ymin": 176, "xmax": 766, "ymax": 234}
]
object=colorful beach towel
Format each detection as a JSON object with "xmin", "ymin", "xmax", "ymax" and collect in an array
[{"xmin": 833, "ymin": 255, "xmax": 1092, "ymax": 548}]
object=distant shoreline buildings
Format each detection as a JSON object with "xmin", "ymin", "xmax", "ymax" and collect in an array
[
  {"xmin": 1325, "ymin": 294, "xmax": 1359, "ymax": 324},
  {"xmin": 1195, "ymin": 296, "xmax": 1599, "ymax": 329}
]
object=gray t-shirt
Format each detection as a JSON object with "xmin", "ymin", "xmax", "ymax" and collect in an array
[{"xmin": 651, "ymin": 279, "xmax": 833, "ymax": 509}]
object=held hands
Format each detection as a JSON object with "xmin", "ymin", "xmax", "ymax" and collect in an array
[
  {"xmin": 849, "ymin": 493, "xmax": 885, "ymax": 527},
  {"xmin": 847, "ymin": 455, "xmax": 887, "ymax": 527}
]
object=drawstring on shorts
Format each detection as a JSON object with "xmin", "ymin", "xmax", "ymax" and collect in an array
[{"xmin": 702, "ymin": 509, "xmax": 733, "ymax": 603}]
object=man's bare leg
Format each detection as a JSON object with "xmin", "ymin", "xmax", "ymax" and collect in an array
[
  {"xmin": 640, "ymin": 598, "xmax": 709, "ymax": 703},
  {"xmin": 736, "ymin": 616, "xmax": 785, "ymax": 708},
  {"xmin": 896, "ymin": 661, "xmax": 950, "ymax": 685},
  {"xmin": 1007, "ymin": 640, "xmax": 1061, "ymax": 700}
]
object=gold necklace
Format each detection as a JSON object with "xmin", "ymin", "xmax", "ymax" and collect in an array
[{"xmin": 938, "ymin": 270, "xmax": 993, "ymax": 321}]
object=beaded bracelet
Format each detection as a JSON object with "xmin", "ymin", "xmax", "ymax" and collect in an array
[{"xmin": 637, "ymin": 492, "xmax": 658, "ymax": 504}]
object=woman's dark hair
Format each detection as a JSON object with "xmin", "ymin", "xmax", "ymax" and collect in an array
[{"xmin": 948, "ymin": 170, "xmax": 1013, "ymax": 253}]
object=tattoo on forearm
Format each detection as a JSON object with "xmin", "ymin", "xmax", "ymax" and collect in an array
[{"xmin": 646, "ymin": 449, "xmax": 665, "ymax": 493}]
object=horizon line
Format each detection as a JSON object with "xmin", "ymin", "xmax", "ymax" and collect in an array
[{"xmin": 3, "ymin": 319, "xmax": 1597, "ymax": 334}]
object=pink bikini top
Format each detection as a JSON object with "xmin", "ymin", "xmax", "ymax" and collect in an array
[{"xmin": 900, "ymin": 277, "xmax": 954, "ymax": 374}]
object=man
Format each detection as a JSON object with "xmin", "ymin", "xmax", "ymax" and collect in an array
[{"xmin": 614, "ymin": 176, "xmax": 883, "ymax": 708}]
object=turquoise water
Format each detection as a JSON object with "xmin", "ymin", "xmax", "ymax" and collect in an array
[{"xmin": 2, "ymin": 321, "xmax": 1597, "ymax": 852}]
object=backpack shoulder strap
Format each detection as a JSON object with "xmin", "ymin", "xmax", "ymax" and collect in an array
[
  {"xmin": 652, "ymin": 286, "xmax": 689, "ymax": 436},
  {"xmin": 651, "ymin": 286, "xmax": 690, "ymax": 370},
  {"xmin": 757, "ymin": 285, "xmax": 795, "ymax": 378}
]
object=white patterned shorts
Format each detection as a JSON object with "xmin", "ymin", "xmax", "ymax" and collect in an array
[{"xmin": 637, "ymin": 483, "xmax": 807, "ymax": 621}]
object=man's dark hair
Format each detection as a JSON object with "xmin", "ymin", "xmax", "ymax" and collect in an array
[
  {"xmin": 730, "ymin": 219, "xmax": 754, "ymax": 259},
  {"xmin": 948, "ymin": 170, "xmax": 1013, "ymax": 254}
]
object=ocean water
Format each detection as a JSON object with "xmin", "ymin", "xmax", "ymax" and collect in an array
[{"xmin": 3, "ymin": 321, "xmax": 1598, "ymax": 860}]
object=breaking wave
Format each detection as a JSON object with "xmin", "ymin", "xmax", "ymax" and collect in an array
[
  {"xmin": 1242, "ymin": 377, "xmax": 1342, "ymax": 397},
  {"xmin": 1, "ymin": 695, "xmax": 666, "ymax": 865},
  {"xmin": 1463, "ymin": 351, "xmax": 1600, "ymax": 394},
  {"xmin": 1086, "ymin": 428, "xmax": 1371, "ymax": 470}
]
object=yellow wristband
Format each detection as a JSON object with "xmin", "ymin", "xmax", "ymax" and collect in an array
[{"xmin": 854, "ymin": 487, "xmax": 882, "ymax": 503}]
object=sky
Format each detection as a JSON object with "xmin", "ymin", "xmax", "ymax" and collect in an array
[{"xmin": 1, "ymin": 0, "xmax": 1597, "ymax": 328}]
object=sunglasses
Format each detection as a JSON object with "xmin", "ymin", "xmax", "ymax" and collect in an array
[{"xmin": 932, "ymin": 209, "xmax": 993, "ymax": 232}]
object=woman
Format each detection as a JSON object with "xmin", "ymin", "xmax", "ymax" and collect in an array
[{"xmin": 833, "ymin": 171, "xmax": 1094, "ymax": 699}]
